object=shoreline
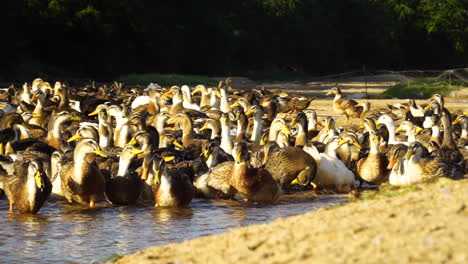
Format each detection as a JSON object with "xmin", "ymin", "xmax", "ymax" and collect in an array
[{"xmin": 112, "ymin": 178, "xmax": 468, "ymax": 263}]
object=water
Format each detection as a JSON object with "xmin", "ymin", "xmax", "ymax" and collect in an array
[{"xmin": 0, "ymin": 193, "xmax": 346, "ymax": 263}]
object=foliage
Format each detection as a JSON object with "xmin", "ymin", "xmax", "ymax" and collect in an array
[
  {"xmin": 373, "ymin": 77, "xmax": 466, "ymax": 99},
  {"xmin": 0, "ymin": 0, "xmax": 467, "ymax": 81},
  {"xmin": 117, "ymin": 74, "xmax": 218, "ymax": 86}
]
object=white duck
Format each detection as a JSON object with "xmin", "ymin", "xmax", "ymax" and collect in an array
[{"xmin": 303, "ymin": 137, "xmax": 355, "ymax": 193}]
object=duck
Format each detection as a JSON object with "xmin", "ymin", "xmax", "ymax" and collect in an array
[
  {"xmin": 431, "ymin": 109, "xmax": 463, "ymax": 165},
  {"xmin": 0, "ymin": 159, "xmax": 52, "ymax": 214},
  {"xmin": 376, "ymin": 114, "xmax": 408, "ymax": 146},
  {"xmin": 262, "ymin": 144, "xmax": 317, "ymax": 187},
  {"xmin": 59, "ymin": 139, "xmax": 107, "ymax": 207},
  {"xmin": 167, "ymin": 113, "xmax": 207, "ymax": 157},
  {"xmin": 104, "ymin": 145, "xmax": 143, "ymax": 205},
  {"xmin": 303, "ymin": 136, "xmax": 355, "ymax": 193},
  {"xmin": 199, "ymin": 118, "xmax": 221, "ymax": 140},
  {"xmin": 191, "ymin": 84, "xmax": 211, "ymax": 108},
  {"xmin": 219, "ymin": 113, "xmax": 234, "ymax": 155},
  {"xmin": 245, "ymin": 105, "xmax": 263, "ymax": 145},
  {"xmin": 291, "ymin": 111, "xmax": 309, "ymax": 147},
  {"xmin": 453, "ymin": 114, "xmax": 467, "ymax": 148},
  {"xmin": 107, "ymin": 104, "xmax": 131, "ymax": 148},
  {"xmin": 326, "ymin": 87, "xmax": 362, "ymax": 124},
  {"xmin": 355, "ymin": 100, "xmax": 383, "ymax": 124},
  {"xmin": 229, "ymin": 142, "xmax": 281, "ymax": 202},
  {"xmin": 148, "ymin": 155, "xmax": 195, "ymax": 207},
  {"xmin": 45, "ymin": 110, "xmax": 81, "ymax": 150},
  {"xmin": 356, "ymin": 133, "xmax": 389, "ymax": 185},
  {"xmin": 389, "ymin": 142, "xmax": 463, "ymax": 186}
]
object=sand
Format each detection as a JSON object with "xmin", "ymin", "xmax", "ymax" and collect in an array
[{"xmin": 114, "ymin": 178, "xmax": 468, "ymax": 264}]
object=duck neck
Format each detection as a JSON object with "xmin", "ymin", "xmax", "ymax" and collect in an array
[
  {"xmin": 58, "ymin": 91, "xmax": 69, "ymax": 110},
  {"xmin": 431, "ymin": 125, "xmax": 441, "ymax": 143},
  {"xmin": 47, "ymin": 117, "xmax": 67, "ymax": 148},
  {"xmin": 221, "ymin": 123, "xmax": 233, "ymax": 154},
  {"xmin": 369, "ymin": 139, "xmax": 379, "ymax": 155},
  {"xmin": 324, "ymin": 144, "xmax": 339, "ymax": 158},
  {"xmin": 33, "ymin": 97, "xmax": 44, "ymax": 115},
  {"xmin": 231, "ymin": 162, "xmax": 248, "ymax": 189},
  {"xmin": 14, "ymin": 124, "xmax": 30, "ymax": 140},
  {"xmin": 200, "ymin": 90, "xmax": 210, "ymax": 108},
  {"xmin": 295, "ymin": 124, "xmax": 307, "ymax": 147},
  {"xmin": 461, "ymin": 126, "xmax": 468, "ymax": 139},
  {"xmin": 181, "ymin": 118, "xmax": 194, "ymax": 146},
  {"xmin": 220, "ymin": 89, "xmax": 229, "ymax": 113},
  {"xmin": 208, "ymin": 124, "xmax": 220, "ymax": 139},
  {"xmin": 117, "ymin": 157, "xmax": 132, "ymax": 177},
  {"xmin": 250, "ymin": 113, "xmax": 262, "ymax": 144},
  {"xmin": 407, "ymin": 134, "xmax": 416, "ymax": 143},
  {"xmin": 308, "ymin": 119, "xmax": 317, "ymax": 132},
  {"xmin": 73, "ymin": 151, "xmax": 90, "ymax": 184},
  {"xmin": 333, "ymin": 93, "xmax": 342, "ymax": 102},
  {"xmin": 206, "ymin": 150, "xmax": 218, "ymax": 168},
  {"xmin": 384, "ymin": 121, "xmax": 397, "ymax": 144},
  {"xmin": 441, "ymin": 109, "xmax": 456, "ymax": 149},
  {"xmin": 210, "ymin": 92, "xmax": 220, "ymax": 110}
]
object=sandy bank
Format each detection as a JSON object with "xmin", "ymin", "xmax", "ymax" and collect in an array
[{"xmin": 113, "ymin": 178, "xmax": 468, "ymax": 263}]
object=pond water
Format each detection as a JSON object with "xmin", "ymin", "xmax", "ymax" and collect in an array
[{"xmin": 0, "ymin": 193, "xmax": 347, "ymax": 263}]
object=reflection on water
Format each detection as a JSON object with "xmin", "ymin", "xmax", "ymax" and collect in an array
[{"xmin": 0, "ymin": 193, "xmax": 346, "ymax": 263}]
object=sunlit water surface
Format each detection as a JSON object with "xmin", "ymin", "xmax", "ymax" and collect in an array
[{"xmin": 0, "ymin": 193, "xmax": 346, "ymax": 263}]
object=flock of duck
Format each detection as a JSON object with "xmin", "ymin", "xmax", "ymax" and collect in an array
[{"xmin": 0, "ymin": 77, "xmax": 466, "ymax": 214}]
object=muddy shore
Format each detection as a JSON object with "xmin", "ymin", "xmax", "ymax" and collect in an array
[{"xmin": 113, "ymin": 178, "xmax": 468, "ymax": 264}]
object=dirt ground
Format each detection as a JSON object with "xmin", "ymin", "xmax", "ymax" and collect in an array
[{"xmin": 114, "ymin": 178, "xmax": 468, "ymax": 264}]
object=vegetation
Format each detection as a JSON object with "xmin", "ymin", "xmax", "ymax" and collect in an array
[
  {"xmin": 117, "ymin": 74, "xmax": 218, "ymax": 86},
  {"xmin": 373, "ymin": 78, "xmax": 467, "ymax": 99},
  {"xmin": 0, "ymin": 0, "xmax": 467, "ymax": 81}
]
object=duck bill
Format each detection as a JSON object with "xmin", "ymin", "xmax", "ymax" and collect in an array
[
  {"xmin": 281, "ymin": 126, "xmax": 291, "ymax": 135},
  {"xmin": 235, "ymin": 152, "xmax": 242, "ymax": 164},
  {"xmin": 163, "ymin": 156, "xmax": 175, "ymax": 162},
  {"xmin": 67, "ymin": 133, "xmax": 81, "ymax": 142},
  {"xmin": 88, "ymin": 110, "xmax": 99, "ymax": 116},
  {"xmin": 387, "ymin": 155, "xmax": 399, "ymax": 169},
  {"xmin": 198, "ymin": 125, "xmax": 208, "ymax": 132},
  {"xmin": 0, "ymin": 102, "xmax": 7, "ymax": 107},
  {"xmin": 32, "ymin": 113, "xmax": 41, "ymax": 118},
  {"xmin": 424, "ymin": 103, "xmax": 432, "ymax": 110},
  {"xmin": 94, "ymin": 148, "xmax": 108, "ymax": 158},
  {"xmin": 230, "ymin": 102, "xmax": 240, "ymax": 108},
  {"xmin": 166, "ymin": 118, "xmax": 177, "ymax": 125},
  {"xmin": 452, "ymin": 118, "xmax": 461, "ymax": 125},
  {"xmin": 338, "ymin": 139, "xmax": 349, "ymax": 147},
  {"xmin": 245, "ymin": 108, "xmax": 253, "ymax": 116},
  {"xmin": 395, "ymin": 126, "xmax": 404, "ymax": 133},
  {"xmin": 35, "ymin": 171, "xmax": 44, "ymax": 189},
  {"xmin": 290, "ymin": 178, "xmax": 300, "ymax": 185},
  {"xmin": 353, "ymin": 141, "xmax": 363, "ymax": 149},
  {"xmin": 126, "ymin": 137, "xmax": 137, "ymax": 146},
  {"xmin": 290, "ymin": 118, "xmax": 297, "ymax": 127},
  {"xmin": 404, "ymin": 149, "xmax": 413, "ymax": 160},
  {"xmin": 325, "ymin": 91, "xmax": 332, "ymax": 96},
  {"xmin": 131, "ymin": 148, "xmax": 143, "ymax": 156},
  {"xmin": 70, "ymin": 116, "xmax": 81, "ymax": 121},
  {"xmin": 172, "ymin": 140, "xmax": 183, "ymax": 148}
]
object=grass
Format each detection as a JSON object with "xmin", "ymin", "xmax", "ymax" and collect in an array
[
  {"xmin": 246, "ymin": 70, "xmax": 312, "ymax": 82},
  {"xmin": 117, "ymin": 73, "xmax": 218, "ymax": 86},
  {"xmin": 371, "ymin": 78, "xmax": 467, "ymax": 99},
  {"xmin": 357, "ymin": 183, "xmax": 420, "ymax": 201}
]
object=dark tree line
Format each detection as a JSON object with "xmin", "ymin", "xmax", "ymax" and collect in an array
[{"xmin": 1, "ymin": 0, "xmax": 467, "ymax": 81}]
